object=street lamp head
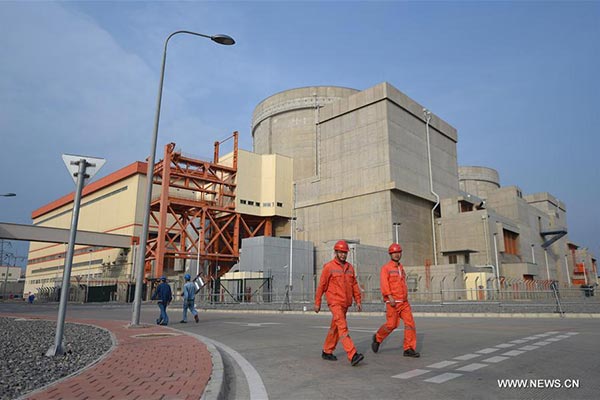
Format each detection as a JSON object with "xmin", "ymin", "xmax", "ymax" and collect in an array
[
  {"xmin": 1, "ymin": 193, "xmax": 16, "ymax": 197},
  {"xmin": 211, "ymin": 34, "xmax": 235, "ymax": 45}
]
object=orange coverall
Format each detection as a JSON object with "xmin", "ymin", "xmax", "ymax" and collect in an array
[
  {"xmin": 315, "ymin": 258, "xmax": 362, "ymax": 360},
  {"xmin": 374, "ymin": 260, "xmax": 417, "ymax": 351}
]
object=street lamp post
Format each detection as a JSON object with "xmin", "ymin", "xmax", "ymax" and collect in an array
[{"xmin": 131, "ymin": 30, "xmax": 235, "ymax": 326}]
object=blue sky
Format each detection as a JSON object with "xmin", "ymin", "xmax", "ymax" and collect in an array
[{"xmin": 1, "ymin": 1, "xmax": 598, "ymax": 267}]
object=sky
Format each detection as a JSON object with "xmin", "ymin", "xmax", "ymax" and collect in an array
[{"xmin": 1, "ymin": 1, "xmax": 598, "ymax": 268}]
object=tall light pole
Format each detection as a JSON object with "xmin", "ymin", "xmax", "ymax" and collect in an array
[{"xmin": 131, "ymin": 31, "xmax": 235, "ymax": 326}]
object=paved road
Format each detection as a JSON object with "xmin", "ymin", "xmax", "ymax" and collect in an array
[{"xmin": 4, "ymin": 303, "xmax": 599, "ymax": 400}]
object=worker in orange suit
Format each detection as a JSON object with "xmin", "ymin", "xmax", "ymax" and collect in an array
[
  {"xmin": 315, "ymin": 240, "xmax": 365, "ymax": 366},
  {"xmin": 371, "ymin": 243, "xmax": 420, "ymax": 357}
]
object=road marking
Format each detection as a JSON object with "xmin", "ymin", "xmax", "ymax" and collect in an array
[
  {"xmin": 224, "ymin": 322, "xmax": 282, "ymax": 327},
  {"xmin": 427, "ymin": 361, "xmax": 458, "ymax": 369},
  {"xmin": 518, "ymin": 345, "xmax": 539, "ymax": 351},
  {"xmin": 391, "ymin": 331, "xmax": 579, "ymax": 386},
  {"xmin": 453, "ymin": 353, "xmax": 480, "ymax": 361},
  {"xmin": 424, "ymin": 373, "xmax": 462, "ymax": 383},
  {"xmin": 392, "ymin": 369, "xmax": 430, "ymax": 379},
  {"xmin": 199, "ymin": 336, "xmax": 269, "ymax": 400},
  {"xmin": 456, "ymin": 363, "xmax": 487, "ymax": 372},
  {"xmin": 476, "ymin": 348, "xmax": 498, "ymax": 354},
  {"xmin": 502, "ymin": 350, "xmax": 525, "ymax": 356},
  {"xmin": 509, "ymin": 339, "xmax": 528, "ymax": 344},
  {"xmin": 482, "ymin": 356, "xmax": 509, "ymax": 363}
]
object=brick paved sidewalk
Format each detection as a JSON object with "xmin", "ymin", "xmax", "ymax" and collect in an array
[{"xmin": 24, "ymin": 318, "xmax": 213, "ymax": 400}]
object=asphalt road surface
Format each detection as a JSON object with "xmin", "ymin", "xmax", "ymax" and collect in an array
[{"xmin": 3, "ymin": 303, "xmax": 599, "ymax": 400}]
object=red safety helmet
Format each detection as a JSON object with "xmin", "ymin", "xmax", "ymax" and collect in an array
[
  {"xmin": 388, "ymin": 243, "xmax": 403, "ymax": 254},
  {"xmin": 333, "ymin": 240, "xmax": 350, "ymax": 253}
]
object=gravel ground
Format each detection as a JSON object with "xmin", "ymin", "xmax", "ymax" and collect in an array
[{"xmin": 0, "ymin": 317, "xmax": 113, "ymax": 400}]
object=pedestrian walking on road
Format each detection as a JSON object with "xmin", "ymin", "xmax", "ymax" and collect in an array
[
  {"xmin": 315, "ymin": 240, "xmax": 365, "ymax": 366},
  {"xmin": 151, "ymin": 276, "xmax": 172, "ymax": 326},
  {"xmin": 372, "ymin": 243, "xmax": 420, "ymax": 357},
  {"xmin": 181, "ymin": 274, "xmax": 199, "ymax": 323}
]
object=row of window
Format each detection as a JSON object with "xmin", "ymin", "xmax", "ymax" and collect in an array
[
  {"xmin": 29, "ymin": 273, "xmax": 103, "ymax": 285},
  {"xmin": 239, "ymin": 199, "xmax": 284, "ymax": 208}
]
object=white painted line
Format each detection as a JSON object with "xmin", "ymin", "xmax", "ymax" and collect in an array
[
  {"xmin": 427, "ymin": 360, "xmax": 458, "ymax": 369},
  {"xmin": 483, "ymin": 356, "xmax": 509, "ymax": 363},
  {"xmin": 201, "ymin": 336, "xmax": 269, "ymax": 400},
  {"xmin": 454, "ymin": 353, "xmax": 480, "ymax": 361},
  {"xmin": 537, "ymin": 332, "xmax": 553, "ymax": 337},
  {"xmin": 502, "ymin": 350, "xmax": 525, "ymax": 356},
  {"xmin": 556, "ymin": 335, "xmax": 570, "ymax": 339},
  {"xmin": 533, "ymin": 341, "xmax": 551, "ymax": 346},
  {"xmin": 495, "ymin": 343, "xmax": 514, "ymax": 348},
  {"xmin": 566, "ymin": 332, "xmax": 579, "ymax": 336},
  {"xmin": 545, "ymin": 338, "xmax": 562, "ymax": 342},
  {"xmin": 544, "ymin": 331, "xmax": 559, "ymax": 335},
  {"xmin": 518, "ymin": 345, "xmax": 539, "ymax": 351},
  {"xmin": 424, "ymin": 373, "xmax": 463, "ymax": 383},
  {"xmin": 392, "ymin": 369, "xmax": 431, "ymax": 379},
  {"xmin": 509, "ymin": 339, "xmax": 528, "ymax": 344},
  {"xmin": 456, "ymin": 363, "xmax": 488, "ymax": 372},
  {"xmin": 523, "ymin": 336, "xmax": 539, "ymax": 340},
  {"xmin": 476, "ymin": 348, "xmax": 498, "ymax": 354}
]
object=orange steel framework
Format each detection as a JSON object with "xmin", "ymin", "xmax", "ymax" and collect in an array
[{"xmin": 143, "ymin": 131, "xmax": 272, "ymax": 282}]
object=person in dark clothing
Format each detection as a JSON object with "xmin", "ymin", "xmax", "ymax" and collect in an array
[{"xmin": 151, "ymin": 276, "xmax": 172, "ymax": 325}]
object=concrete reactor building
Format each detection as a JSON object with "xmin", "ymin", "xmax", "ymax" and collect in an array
[{"xmin": 22, "ymin": 82, "xmax": 596, "ymax": 301}]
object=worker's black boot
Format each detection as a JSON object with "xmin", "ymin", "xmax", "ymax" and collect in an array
[
  {"xmin": 403, "ymin": 348, "xmax": 420, "ymax": 358},
  {"xmin": 371, "ymin": 334, "xmax": 380, "ymax": 353},
  {"xmin": 351, "ymin": 352, "xmax": 364, "ymax": 366}
]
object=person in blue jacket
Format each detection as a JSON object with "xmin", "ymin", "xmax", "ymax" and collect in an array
[
  {"xmin": 151, "ymin": 276, "xmax": 172, "ymax": 325},
  {"xmin": 181, "ymin": 274, "xmax": 199, "ymax": 323}
]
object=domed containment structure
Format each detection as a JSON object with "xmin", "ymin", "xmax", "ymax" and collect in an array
[
  {"xmin": 252, "ymin": 86, "xmax": 359, "ymax": 181},
  {"xmin": 458, "ymin": 166, "xmax": 500, "ymax": 199}
]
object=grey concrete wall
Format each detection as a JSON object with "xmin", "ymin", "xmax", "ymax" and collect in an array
[
  {"xmin": 294, "ymin": 82, "xmax": 460, "ymax": 277},
  {"xmin": 459, "ymin": 166, "xmax": 500, "ymax": 199},
  {"xmin": 251, "ymin": 86, "xmax": 359, "ymax": 181},
  {"xmin": 239, "ymin": 236, "xmax": 314, "ymax": 294}
]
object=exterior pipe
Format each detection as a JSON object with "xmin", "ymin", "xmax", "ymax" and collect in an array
[
  {"xmin": 564, "ymin": 254, "xmax": 571, "ymax": 287},
  {"xmin": 424, "ymin": 109, "xmax": 439, "ymax": 265},
  {"xmin": 493, "ymin": 232, "xmax": 501, "ymax": 292}
]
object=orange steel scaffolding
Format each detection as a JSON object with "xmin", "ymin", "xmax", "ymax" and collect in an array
[{"xmin": 143, "ymin": 132, "xmax": 272, "ymax": 282}]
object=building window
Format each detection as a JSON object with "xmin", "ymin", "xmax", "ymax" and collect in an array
[
  {"xmin": 248, "ymin": 201, "xmax": 254, "ymax": 206},
  {"xmin": 277, "ymin": 202, "xmax": 283, "ymax": 207},
  {"xmin": 459, "ymin": 201, "xmax": 473, "ymax": 213},
  {"xmin": 240, "ymin": 199, "xmax": 247, "ymax": 205},
  {"xmin": 263, "ymin": 202, "xmax": 273, "ymax": 207},
  {"xmin": 255, "ymin": 202, "xmax": 260, "ymax": 207},
  {"xmin": 503, "ymin": 229, "xmax": 520, "ymax": 255},
  {"xmin": 448, "ymin": 254, "xmax": 458, "ymax": 264}
]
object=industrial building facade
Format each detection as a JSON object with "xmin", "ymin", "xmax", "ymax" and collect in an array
[{"xmin": 24, "ymin": 82, "xmax": 597, "ymax": 300}]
